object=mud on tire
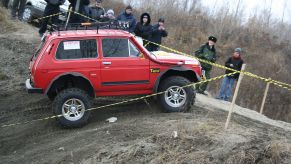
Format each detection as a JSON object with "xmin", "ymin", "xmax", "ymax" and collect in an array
[
  {"xmin": 158, "ymin": 76, "xmax": 195, "ymax": 112},
  {"xmin": 52, "ymin": 88, "xmax": 92, "ymax": 128}
]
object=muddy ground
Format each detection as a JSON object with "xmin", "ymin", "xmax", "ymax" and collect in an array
[{"xmin": 0, "ymin": 18, "xmax": 291, "ymax": 164}]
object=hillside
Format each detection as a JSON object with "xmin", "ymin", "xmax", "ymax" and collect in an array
[{"xmin": 0, "ymin": 7, "xmax": 291, "ymax": 164}]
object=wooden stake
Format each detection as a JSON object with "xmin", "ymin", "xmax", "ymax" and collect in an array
[
  {"xmin": 260, "ymin": 79, "xmax": 271, "ymax": 114},
  {"xmin": 225, "ymin": 64, "xmax": 246, "ymax": 129}
]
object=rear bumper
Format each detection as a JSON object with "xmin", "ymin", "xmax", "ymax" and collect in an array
[{"xmin": 25, "ymin": 79, "xmax": 43, "ymax": 94}]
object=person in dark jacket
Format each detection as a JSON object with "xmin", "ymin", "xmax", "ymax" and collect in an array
[
  {"xmin": 194, "ymin": 36, "xmax": 217, "ymax": 95},
  {"xmin": 68, "ymin": 0, "xmax": 90, "ymax": 23},
  {"xmin": 88, "ymin": 0, "xmax": 105, "ymax": 22},
  {"xmin": 217, "ymin": 48, "xmax": 244, "ymax": 101},
  {"xmin": 38, "ymin": 0, "xmax": 65, "ymax": 37},
  {"xmin": 148, "ymin": 18, "xmax": 168, "ymax": 51},
  {"xmin": 116, "ymin": 5, "xmax": 136, "ymax": 33},
  {"xmin": 134, "ymin": 13, "xmax": 152, "ymax": 50},
  {"xmin": 11, "ymin": 0, "xmax": 26, "ymax": 20}
]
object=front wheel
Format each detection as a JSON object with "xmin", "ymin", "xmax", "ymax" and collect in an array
[
  {"xmin": 52, "ymin": 88, "xmax": 92, "ymax": 128},
  {"xmin": 158, "ymin": 76, "xmax": 195, "ymax": 112}
]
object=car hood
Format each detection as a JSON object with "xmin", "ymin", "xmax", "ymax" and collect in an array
[{"xmin": 151, "ymin": 51, "xmax": 200, "ymax": 65}]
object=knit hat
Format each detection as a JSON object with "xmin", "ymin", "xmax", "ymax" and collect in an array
[
  {"xmin": 125, "ymin": 5, "xmax": 133, "ymax": 10},
  {"xmin": 208, "ymin": 36, "xmax": 217, "ymax": 43},
  {"xmin": 234, "ymin": 48, "xmax": 242, "ymax": 54},
  {"xmin": 158, "ymin": 18, "xmax": 165, "ymax": 23},
  {"xmin": 107, "ymin": 9, "xmax": 114, "ymax": 15}
]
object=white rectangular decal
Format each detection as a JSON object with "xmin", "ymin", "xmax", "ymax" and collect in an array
[{"xmin": 63, "ymin": 41, "xmax": 80, "ymax": 50}]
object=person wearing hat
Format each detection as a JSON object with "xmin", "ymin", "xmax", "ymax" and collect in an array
[
  {"xmin": 101, "ymin": 9, "xmax": 116, "ymax": 22},
  {"xmin": 116, "ymin": 5, "xmax": 136, "ymax": 33},
  {"xmin": 216, "ymin": 48, "xmax": 244, "ymax": 101},
  {"xmin": 194, "ymin": 36, "xmax": 218, "ymax": 95},
  {"xmin": 148, "ymin": 18, "xmax": 168, "ymax": 51},
  {"xmin": 89, "ymin": 0, "xmax": 105, "ymax": 22},
  {"xmin": 134, "ymin": 13, "xmax": 152, "ymax": 50}
]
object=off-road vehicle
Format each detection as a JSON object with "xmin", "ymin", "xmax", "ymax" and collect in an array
[
  {"xmin": 26, "ymin": 23, "xmax": 202, "ymax": 128},
  {"xmin": 8, "ymin": 0, "xmax": 69, "ymax": 22}
]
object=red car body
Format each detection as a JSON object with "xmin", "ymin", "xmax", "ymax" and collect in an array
[{"xmin": 26, "ymin": 29, "xmax": 202, "ymax": 97}]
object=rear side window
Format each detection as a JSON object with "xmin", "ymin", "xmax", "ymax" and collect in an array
[
  {"xmin": 102, "ymin": 38, "xmax": 129, "ymax": 57},
  {"xmin": 56, "ymin": 39, "xmax": 98, "ymax": 60}
]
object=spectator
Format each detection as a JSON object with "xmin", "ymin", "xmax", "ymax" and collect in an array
[
  {"xmin": 101, "ymin": 9, "xmax": 116, "ymax": 22},
  {"xmin": 68, "ymin": 0, "xmax": 90, "ymax": 23},
  {"xmin": 217, "ymin": 48, "xmax": 244, "ymax": 101},
  {"xmin": 116, "ymin": 5, "xmax": 136, "ymax": 33},
  {"xmin": 194, "ymin": 36, "xmax": 217, "ymax": 95},
  {"xmin": 11, "ymin": 0, "xmax": 26, "ymax": 20},
  {"xmin": 88, "ymin": 0, "xmax": 105, "ymax": 22},
  {"xmin": 148, "ymin": 18, "xmax": 168, "ymax": 51},
  {"xmin": 134, "ymin": 13, "xmax": 152, "ymax": 50},
  {"xmin": 1, "ymin": 0, "xmax": 9, "ymax": 8},
  {"xmin": 38, "ymin": 0, "xmax": 65, "ymax": 37}
]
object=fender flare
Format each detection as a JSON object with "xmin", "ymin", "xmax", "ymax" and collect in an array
[
  {"xmin": 45, "ymin": 72, "xmax": 95, "ymax": 97},
  {"xmin": 153, "ymin": 66, "xmax": 201, "ymax": 93}
]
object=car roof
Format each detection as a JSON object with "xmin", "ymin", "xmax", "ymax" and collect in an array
[{"xmin": 48, "ymin": 29, "xmax": 131, "ymax": 39}]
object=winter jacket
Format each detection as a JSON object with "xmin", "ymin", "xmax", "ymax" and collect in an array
[
  {"xmin": 88, "ymin": 6, "xmax": 105, "ymax": 21},
  {"xmin": 195, "ymin": 43, "xmax": 217, "ymax": 71},
  {"xmin": 116, "ymin": 11, "xmax": 136, "ymax": 33},
  {"xmin": 134, "ymin": 13, "xmax": 152, "ymax": 41},
  {"xmin": 45, "ymin": 0, "xmax": 65, "ymax": 6},
  {"xmin": 225, "ymin": 56, "xmax": 244, "ymax": 79},
  {"xmin": 68, "ymin": 0, "xmax": 90, "ymax": 23},
  {"xmin": 150, "ymin": 24, "xmax": 168, "ymax": 44}
]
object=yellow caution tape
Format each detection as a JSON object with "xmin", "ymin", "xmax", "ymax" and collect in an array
[
  {"xmin": 143, "ymin": 39, "xmax": 291, "ymax": 91},
  {"xmin": 0, "ymin": 72, "xmax": 239, "ymax": 128}
]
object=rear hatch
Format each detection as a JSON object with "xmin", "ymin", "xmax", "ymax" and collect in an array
[{"xmin": 29, "ymin": 35, "xmax": 46, "ymax": 80}]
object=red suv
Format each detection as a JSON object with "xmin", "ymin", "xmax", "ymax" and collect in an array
[{"xmin": 26, "ymin": 28, "xmax": 202, "ymax": 127}]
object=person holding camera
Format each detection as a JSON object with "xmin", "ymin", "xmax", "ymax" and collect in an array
[
  {"xmin": 216, "ymin": 48, "xmax": 244, "ymax": 101},
  {"xmin": 148, "ymin": 18, "xmax": 168, "ymax": 51}
]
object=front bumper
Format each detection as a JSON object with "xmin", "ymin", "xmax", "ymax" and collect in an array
[{"xmin": 25, "ymin": 79, "xmax": 43, "ymax": 94}]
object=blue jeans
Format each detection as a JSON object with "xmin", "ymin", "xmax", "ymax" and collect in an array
[{"xmin": 218, "ymin": 76, "xmax": 236, "ymax": 101}]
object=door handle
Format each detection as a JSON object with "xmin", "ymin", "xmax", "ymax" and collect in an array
[{"xmin": 102, "ymin": 61, "xmax": 112, "ymax": 65}]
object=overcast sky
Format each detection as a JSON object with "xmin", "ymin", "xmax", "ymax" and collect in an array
[
  {"xmin": 202, "ymin": 0, "xmax": 290, "ymax": 22},
  {"xmin": 124, "ymin": 0, "xmax": 290, "ymax": 22}
]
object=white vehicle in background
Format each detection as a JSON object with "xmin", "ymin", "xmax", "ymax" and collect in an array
[{"xmin": 9, "ymin": 0, "xmax": 70, "ymax": 22}]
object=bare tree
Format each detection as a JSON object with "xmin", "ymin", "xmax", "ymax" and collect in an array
[
  {"xmin": 281, "ymin": 0, "xmax": 288, "ymax": 23},
  {"xmin": 234, "ymin": 0, "xmax": 242, "ymax": 20}
]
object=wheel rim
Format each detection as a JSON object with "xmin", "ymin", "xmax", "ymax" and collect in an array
[
  {"xmin": 22, "ymin": 8, "xmax": 31, "ymax": 21},
  {"xmin": 62, "ymin": 98, "xmax": 85, "ymax": 121},
  {"xmin": 164, "ymin": 86, "xmax": 187, "ymax": 108}
]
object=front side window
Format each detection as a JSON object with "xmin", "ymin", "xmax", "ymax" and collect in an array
[
  {"xmin": 129, "ymin": 41, "xmax": 141, "ymax": 57},
  {"xmin": 102, "ymin": 38, "xmax": 129, "ymax": 57},
  {"xmin": 56, "ymin": 39, "xmax": 98, "ymax": 60}
]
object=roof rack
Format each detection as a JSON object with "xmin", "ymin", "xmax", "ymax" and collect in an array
[{"xmin": 48, "ymin": 21, "xmax": 130, "ymax": 35}]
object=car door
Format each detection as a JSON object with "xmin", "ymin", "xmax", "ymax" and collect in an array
[{"xmin": 99, "ymin": 37, "xmax": 150, "ymax": 92}]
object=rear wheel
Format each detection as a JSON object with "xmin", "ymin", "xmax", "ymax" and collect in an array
[
  {"xmin": 158, "ymin": 76, "xmax": 195, "ymax": 112},
  {"xmin": 52, "ymin": 88, "xmax": 92, "ymax": 128}
]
